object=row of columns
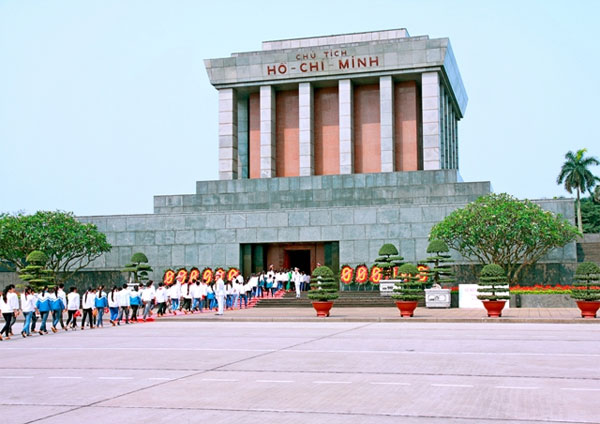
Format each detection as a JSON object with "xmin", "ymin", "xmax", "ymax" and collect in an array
[{"xmin": 218, "ymin": 73, "xmax": 458, "ymax": 180}]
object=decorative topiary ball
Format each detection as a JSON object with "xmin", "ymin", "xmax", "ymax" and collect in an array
[
  {"xmin": 575, "ymin": 262, "xmax": 600, "ymax": 276},
  {"xmin": 480, "ymin": 264, "xmax": 506, "ymax": 278},
  {"xmin": 26, "ymin": 250, "xmax": 48, "ymax": 265},
  {"xmin": 427, "ymin": 239, "xmax": 449, "ymax": 254},
  {"xmin": 397, "ymin": 263, "xmax": 419, "ymax": 275},
  {"xmin": 308, "ymin": 266, "xmax": 339, "ymax": 302},
  {"xmin": 131, "ymin": 252, "xmax": 149, "ymax": 263},
  {"xmin": 378, "ymin": 243, "xmax": 399, "ymax": 257}
]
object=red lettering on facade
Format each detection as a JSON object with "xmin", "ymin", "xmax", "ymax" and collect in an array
[
  {"xmin": 267, "ymin": 65, "xmax": 276, "ymax": 75},
  {"xmin": 278, "ymin": 64, "xmax": 287, "ymax": 74},
  {"xmin": 357, "ymin": 57, "xmax": 367, "ymax": 67},
  {"xmin": 369, "ymin": 56, "xmax": 379, "ymax": 66},
  {"xmin": 339, "ymin": 59, "xmax": 349, "ymax": 69}
]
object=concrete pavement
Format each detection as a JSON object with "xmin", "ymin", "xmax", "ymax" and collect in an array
[
  {"xmin": 158, "ymin": 306, "xmax": 596, "ymax": 323},
  {"xmin": 0, "ymin": 320, "xmax": 599, "ymax": 423}
]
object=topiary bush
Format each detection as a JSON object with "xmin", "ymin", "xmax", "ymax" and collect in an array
[
  {"xmin": 477, "ymin": 264, "xmax": 510, "ymax": 301},
  {"xmin": 571, "ymin": 262, "xmax": 600, "ymax": 301},
  {"xmin": 123, "ymin": 252, "xmax": 153, "ymax": 284},
  {"xmin": 423, "ymin": 239, "xmax": 455, "ymax": 288},
  {"xmin": 391, "ymin": 263, "xmax": 424, "ymax": 301},
  {"xmin": 19, "ymin": 250, "xmax": 55, "ymax": 290},
  {"xmin": 307, "ymin": 266, "xmax": 339, "ymax": 302},
  {"xmin": 374, "ymin": 243, "xmax": 404, "ymax": 279}
]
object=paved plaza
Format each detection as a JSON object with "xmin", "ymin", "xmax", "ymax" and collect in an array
[{"xmin": 1, "ymin": 319, "xmax": 599, "ymax": 423}]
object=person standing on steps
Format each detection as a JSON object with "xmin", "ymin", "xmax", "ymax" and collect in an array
[{"xmin": 293, "ymin": 267, "xmax": 302, "ymax": 299}]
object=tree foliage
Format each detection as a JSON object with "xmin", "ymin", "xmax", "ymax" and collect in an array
[
  {"xmin": 581, "ymin": 197, "xmax": 600, "ymax": 233},
  {"xmin": 0, "ymin": 211, "xmax": 112, "ymax": 283},
  {"xmin": 430, "ymin": 193, "xmax": 580, "ymax": 285},
  {"xmin": 557, "ymin": 148, "xmax": 600, "ymax": 233},
  {"xmin": 307, "ymin": 265, "xmax": 339, "ymax": 302}
]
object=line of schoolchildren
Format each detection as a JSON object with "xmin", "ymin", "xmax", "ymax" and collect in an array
[{"xmin": 0, "ymin": 266, "xmax": 312, "ymax": 340}]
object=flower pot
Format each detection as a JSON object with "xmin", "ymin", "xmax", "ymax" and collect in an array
[
  {"xmin": 312, "ymin": 301, "xmax": 334, "ymax": 317},
  {"xmin": 395, "ymin": 300, "xmax": 418, "ymax": 317},
  {"xmin": 482, "ymin": 300, "xmax": 506, "ymax": 317},
  {"xmin": 575, "ymin": 300, "xmax": 600, "ymax": 319}
]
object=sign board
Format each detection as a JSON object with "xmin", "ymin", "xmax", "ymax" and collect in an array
[
  {"xmin": 459, "ymin": 284, "xmax": 509, "ymax": 309},
  {"xmin": 379, "ymin": 280, "xmax": 395, "ymax": 297}
]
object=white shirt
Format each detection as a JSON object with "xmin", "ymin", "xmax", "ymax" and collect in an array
[
  {"xmin": 141, "ymin": 287, "xmax": 154, "ymax": 302},
  {"xmin": 0, "ymin": 295, "xmax": 14, "ymax": 313},
  {"xmin": 190, "ymin": 283, "xmax": 203, "ymax": 298},
  {"xmin": 8, "ymin": 292, "xmax": 19, "ymax": 310},
  {"xmin": 82, "ymin": 292, "xmax": 96, "ymax": 309},
  {"xmin": 118, "ymin": 289, "xmax": 131, "ymax": 307},
  {"xmin": 155, "ymin": 287, "xmax": 167, "ymax": 303},
  {"xmin": 57, "ymin": 288, "xmax": 67, "ymax": 305},
  {"xmin": 215, "ymin": 278, "xmax": 226, "ymax": 296},
  {"xmin": 108, "ymin": 291, "xmax": 119, "ymax": 308},
  {"xmin": 67, "ymin": 292, "xmax": 81, "ymax": 310},
  {"xmin": 21, "ymin": 293, "xmax": 36, "ymax": 313},
  {"xmin": 182, "ymin": 284, "xmax": 192, "ymax": 299}
]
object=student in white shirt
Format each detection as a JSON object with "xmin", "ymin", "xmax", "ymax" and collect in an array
[
  {"xmin": 141, "ymin": 281, "xmax": 155, "ymax": 321},
  {"xmin": 181, "ymin": 281, "xmax": 192, "ymax": 314},
  {"xmin": 7, "ymin": 285, "xmax": 20, "ymax": 335},
  {"xmin": 0, "ymin": 286, "xmax": 17, "ymax": 340},
  {"xmin": 107, "ymin": 287, "xmax": 120, "ymax": 326},
  {"xmin": 56, "ymin": 283, "xmax": 67, "ymax": 331},
  {"xmin": 66, "ymin": 287, "xmax": 81, "ymax": 330},
  {"xmin": 20, "ymin": 286, "xmax": 37, "ymax": 337},
  {"xmin": 81, "ymin": 287, "xmax": 96, "ymax": 330},
  {"xmin": 190, "ymin": 281, "xmax": 204, "ymax": 312},
  {"xmin": 155, "ymin": 283, "xmax": 167, "ymax": 316},
  {"xmin": 293, "ymin": 268, "xmax": 302, "ymax": 299},
  {"xmin": 117, "ymin": 284, "xmax": 131, "ymax": 324}
]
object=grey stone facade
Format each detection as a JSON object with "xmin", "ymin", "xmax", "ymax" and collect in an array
[{"xmin": 68, "ymin": 170, "xmax": 578, "ymax": 284}]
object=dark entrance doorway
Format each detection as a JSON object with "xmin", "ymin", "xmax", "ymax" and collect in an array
[
  {"xmin": 284, "ymin": 249, "xmax": 311, "ymax": 274},
  {"xmin": 240, "ymin": 241, "xmax": 339, "ymax": 278}
]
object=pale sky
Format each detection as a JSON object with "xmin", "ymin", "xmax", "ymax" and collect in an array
[{"xmin": 1, "ymin": 0, "xmax": 599, "ymax": 216}]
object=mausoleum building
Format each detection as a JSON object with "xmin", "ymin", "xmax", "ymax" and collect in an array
[{"xmin": 71, "ymin": 29, "xmax": 575, "ymax": 283}]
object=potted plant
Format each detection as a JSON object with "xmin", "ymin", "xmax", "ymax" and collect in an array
[
  {"xmin": 391, "ymin": 263, "xmax": 424, "ymax": 317},
  {"xmin": 477, "ymin": 264, "xmax": 509, "ymax": 317},
  {"xmin": 570, "ymin": 261, "xmax": 600, "ymax": 318},
  {"xmin": 307, "ymin": 265, "xmax": 339, "ymax": 317},
  {"xmin": 422, "ymin": 239, "xmax": 455, "ymax": 308}
]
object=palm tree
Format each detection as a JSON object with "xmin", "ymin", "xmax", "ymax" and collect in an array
[{"xmin": 557, "ymin": 149, "xmax": 600, "ymax": 233}]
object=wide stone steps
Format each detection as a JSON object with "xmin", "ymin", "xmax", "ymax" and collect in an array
[{"xmin": 254, "ymin": 290, "xmax": 398, "ymax": 308}]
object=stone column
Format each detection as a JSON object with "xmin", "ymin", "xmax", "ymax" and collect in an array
[
  {"xmin": 218, "ymin": 88, "xmax": 238, "ymax": 180},
  {"xmin": 298, "ymin": 82, "xmax": 314, "ymax": 176},
  {"xmin": 260, "ymin": 85, "xmax": 276, "ymax": 178},
  {"xmin": 421, "ymin": 72, "xmax": 441, "ymax": 170},
  {"xmin": 339, "ymin": 79, "xmax": 354, "ymax": 174},
  {"xmin": 379, "ymin": 76, "xmax": 394, "ymax": 172},
  {"xmin": 237, "ymin": 96, "xmax": 249, "ymax": 178}
]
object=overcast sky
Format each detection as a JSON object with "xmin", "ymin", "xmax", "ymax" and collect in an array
[{"xmin": 1, "ymin": 0, "xmax": 599, "ymax": 216}]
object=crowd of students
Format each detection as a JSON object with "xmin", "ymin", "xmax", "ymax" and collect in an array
[{"xmin": 0, "ymin": 266, "xmax": 311, "ymax": 340}]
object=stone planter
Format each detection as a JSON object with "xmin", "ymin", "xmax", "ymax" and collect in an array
[
  {"xmin": 510, "ymin": 294, "xmax": 574, "ymax": 308},
  {"xmin": 425, "ymin": 288, "xmax": 451, "ymax": 308}
]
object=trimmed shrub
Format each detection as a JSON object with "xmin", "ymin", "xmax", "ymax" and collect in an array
[
  {"xmin": 571, "ymin": 262, "xmax": 600, "ymax": 301},
  {"xmin": 307, "ymin": 266, "xmax": 339, "ymax": 302},
  {"xmin": 391, "ymin": 263, "xmax": 424, "ymax": 301},
  {"xmin": 423, "ymin": 239, "xmax": 455, "ymax": 287},
  {"xmin": 374, "ymin": 243, "xmax": 404, "ymax": 279},
  {"xmin": 477, "ymin": 264, "xmax": 510, "ymax": 301}
]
